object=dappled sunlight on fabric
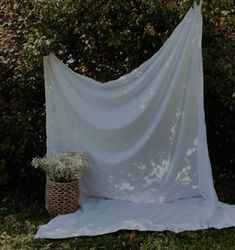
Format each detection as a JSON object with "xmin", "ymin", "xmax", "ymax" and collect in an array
[
  {"xmin": 116, "ymin": 182, "xmax": 135, "ymax": 191},
  {"xmin": 35, "ymin": 4, "xmax": 235, "ymax": 239},
  {"xmin": 143, "ymin": 158, "xmax": 171, "ymax": 187},
  {"xmin": 175, "ymin": 165, "xmax": 192, "ymax": 186}
]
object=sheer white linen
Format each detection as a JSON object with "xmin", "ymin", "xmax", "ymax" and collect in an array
[{"xmin": 35, "ymin": 3, "xmax": 235, "ymax": 239}]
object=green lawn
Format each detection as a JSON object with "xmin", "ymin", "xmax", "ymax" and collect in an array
[{"xmin": 1, "ymin": 177, "xmax": 235, "ymax": 250}]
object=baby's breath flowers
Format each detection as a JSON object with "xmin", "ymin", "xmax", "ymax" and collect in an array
[{"xmin": 31, "ymin": 151, "xmax": 88, "ymax": 182}]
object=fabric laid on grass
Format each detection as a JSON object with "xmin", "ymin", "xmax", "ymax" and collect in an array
[{"xmin": 35, "ymin": 3, "xmax": 235, "ymax": 239}]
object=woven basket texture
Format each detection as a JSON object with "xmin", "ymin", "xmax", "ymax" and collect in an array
[{"xmin": 46, "ymin": 178, "xmax": 80, "ymax": 215}]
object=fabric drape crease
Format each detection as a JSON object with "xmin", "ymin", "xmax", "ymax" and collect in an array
[{"xmin": 35, "ymin": 3, "xmax": 235, "ymax": 239}]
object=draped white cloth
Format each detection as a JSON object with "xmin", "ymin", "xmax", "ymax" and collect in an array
[{"xmin": 35, "ymin": 3, "xmax": 235, "ymax": 239}]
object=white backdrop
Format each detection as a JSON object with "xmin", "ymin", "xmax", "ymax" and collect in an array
[{"xmin": 35, "ymin": 3, "xmax": 235, "ymax": 239}]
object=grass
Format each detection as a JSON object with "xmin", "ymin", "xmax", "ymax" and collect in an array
[{"xmin": 1, "ymin": 176, "xmax": 235, "ymax": 250}]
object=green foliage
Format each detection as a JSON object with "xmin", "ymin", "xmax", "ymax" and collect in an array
[
  {"xmin": 202, "ymin": 0, "xmax": 235, "ymax": 177},
  {"xmin": 0, "ymin": 0, "xmax": 234, "ymax": 191}
]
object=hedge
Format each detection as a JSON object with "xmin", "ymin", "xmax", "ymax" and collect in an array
[{"xmin": 0, "ymin": 0, "xmax": 234, "ymax": 193}]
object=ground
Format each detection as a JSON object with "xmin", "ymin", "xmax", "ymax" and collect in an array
[{"xmin": 1, "ymin": 176, "xmax": 235, "ymax": 250}]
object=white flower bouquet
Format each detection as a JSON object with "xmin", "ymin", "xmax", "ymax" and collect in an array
[{"xmin": 31, "ymin": 151, "xmax": 88, "ymax": 183}]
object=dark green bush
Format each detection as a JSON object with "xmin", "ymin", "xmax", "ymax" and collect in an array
[{"xmin": 0, "ymin": 0, "xmax": 234, "ymax": 193}]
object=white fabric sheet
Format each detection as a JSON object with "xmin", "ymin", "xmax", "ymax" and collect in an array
[{"xmin": 35, "ymin": 3, "xmax": 235, "ymax": 239}]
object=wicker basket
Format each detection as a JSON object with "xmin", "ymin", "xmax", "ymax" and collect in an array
[{"xmin": 45, "ymin": 178, "xmax": 80, "ymax": 215}]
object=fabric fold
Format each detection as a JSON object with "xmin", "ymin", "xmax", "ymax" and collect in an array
[{"xmin": 35, "ymin": 3, "xmax": 235, "ymax": 239}]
